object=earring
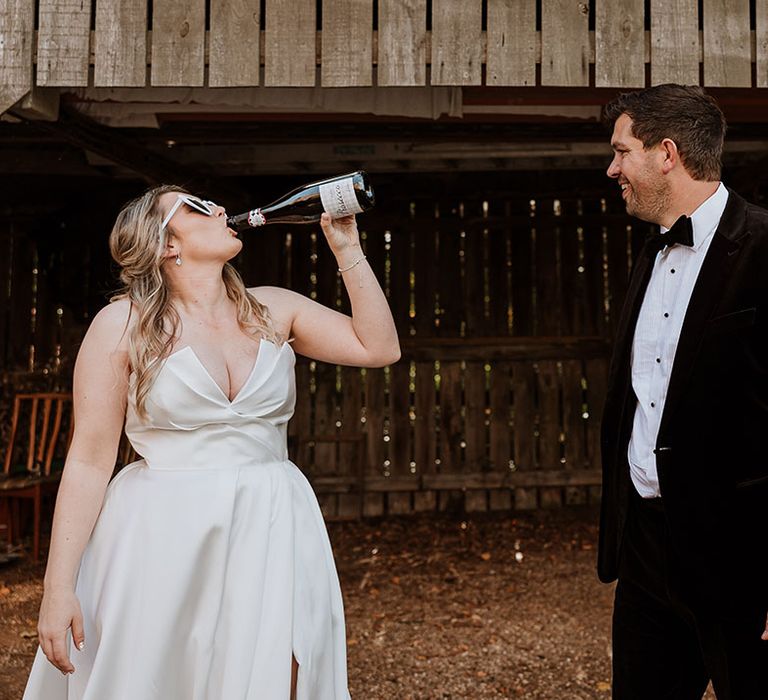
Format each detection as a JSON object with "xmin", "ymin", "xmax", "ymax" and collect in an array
[{"xmin": 175, "ymin": 254, "xmax": 182, "ymax": 266}]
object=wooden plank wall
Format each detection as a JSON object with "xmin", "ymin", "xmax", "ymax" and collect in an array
[
  {"xmin": 253, "ymin": 192, "xmax": 645, "ymax": 518},
  {"xmin": 0, "ymin": 189, "xmax": 643, "ymax": 517},
  {"xmin": 5, "ymin": 0, "xmax": 768, "ymax": 102}
]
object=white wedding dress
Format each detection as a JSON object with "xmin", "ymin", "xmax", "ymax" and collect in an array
[{"xmin": 24, "ymin": 339, "xmax": 351, "ymax": 699}]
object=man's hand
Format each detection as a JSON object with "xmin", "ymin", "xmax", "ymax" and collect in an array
[{"xmin": 762, "ymin": 612, "xmax": 768, "ymax": 641}]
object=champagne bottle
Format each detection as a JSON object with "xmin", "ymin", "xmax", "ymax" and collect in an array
[{"xmin": 226, "ymin": 171, "xmax": 375, "ymax": 232}]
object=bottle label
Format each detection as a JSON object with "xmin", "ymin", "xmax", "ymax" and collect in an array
[
  {"xmin": 319, "ymin": 177, "xmax": 363, "ymax": 218},
  {"xmin": 248, "ymin": 209, "xmax": 266, "ymax": 227}
]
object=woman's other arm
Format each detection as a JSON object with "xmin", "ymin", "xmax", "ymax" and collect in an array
[{"xmin": 37, "ymin": 299, "xmax": 132, "ymax": 675}]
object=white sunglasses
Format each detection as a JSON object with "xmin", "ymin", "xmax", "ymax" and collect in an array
[{"xmin": 161, "ymin": 194, "xmax": 218, "ymax": 231}]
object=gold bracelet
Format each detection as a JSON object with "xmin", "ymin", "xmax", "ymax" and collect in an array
[{"xmin": 338, "ymin": 254, "xmax": 367, "ymax": 273}]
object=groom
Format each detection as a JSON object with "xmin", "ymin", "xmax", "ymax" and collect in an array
[{"xmin": 599, "ymin": 84, "xmax": 768, "ymax": 699}]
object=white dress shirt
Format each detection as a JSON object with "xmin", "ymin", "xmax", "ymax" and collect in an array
[{"xmin": 628, "ymin": 182, "xmax": 729, "ymax": 498}]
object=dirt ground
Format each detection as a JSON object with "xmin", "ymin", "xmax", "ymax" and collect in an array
[{"xmin": 1, "ymin": 506, "xmax": 716, "ymax": 700}]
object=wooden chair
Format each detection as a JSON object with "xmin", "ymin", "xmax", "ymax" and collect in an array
[{"xmin": 0, "ymin": 392, "xmax": 73, "ymax": 560}]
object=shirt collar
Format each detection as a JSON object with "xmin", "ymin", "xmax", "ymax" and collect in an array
[{"xmin": 659, "ymin": 182, "xmax": 729, "ymax": 251}]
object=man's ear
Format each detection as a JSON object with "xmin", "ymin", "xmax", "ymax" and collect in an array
[{"xmin": 660, "ymin": 138, "xmax": 679, "ymax": 175}]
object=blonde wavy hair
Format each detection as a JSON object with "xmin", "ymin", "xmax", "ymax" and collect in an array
[{"xmin": 109, "ymin": 184, "xmax": 281, "ymax": 419}]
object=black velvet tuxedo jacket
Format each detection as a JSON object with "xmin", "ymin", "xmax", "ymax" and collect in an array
[{"xmin": 598, "ymin": 189, "xmax": 768, "ymax": 608}]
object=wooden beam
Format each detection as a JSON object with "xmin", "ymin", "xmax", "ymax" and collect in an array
[
  {"xmin": 9, "ymin": 88, "xmax": 60, "ymax": 121},
  {"xmin": 28, "ymin": 106, "xmax": 197, "ymax": 184},
  {"xmin": 24, "ymin": 105, "xmax": 248, "ymax": 201},
  {"xmin": 398, "ymin": 336, "xmax": 611, "ymax": 361},
  {"xmin": 309, "ymin": 469, "xmax": 603, "ymax": 493}
]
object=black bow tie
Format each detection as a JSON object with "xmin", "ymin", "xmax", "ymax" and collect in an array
[{"xmin": 647, "ymin": 215, "xmax": 694, "ymax": 254}]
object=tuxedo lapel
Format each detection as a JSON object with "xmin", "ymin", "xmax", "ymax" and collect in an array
[{"xmin": 659, "ymin": 190, "xmax": 749, "ymax": 435}]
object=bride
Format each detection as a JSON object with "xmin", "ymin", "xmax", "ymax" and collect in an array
[{"xmin": 23, "ymin": 186, "xmax": 400, "ymax": 699}]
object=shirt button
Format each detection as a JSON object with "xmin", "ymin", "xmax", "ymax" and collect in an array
[
  {"xmin": 656, "ymin": 358, "xmax": 661, "ymax": 363},
  {"xmin": 670, "ymin": 268, "xmax": 676, "ymax": 274},
  {"xmin": 663, "ymin": 312, "xmax": 669, "ymax": 318},
  {"xmin": 651, "ymin": 402, "xmax": 656, "ymax": 408}
]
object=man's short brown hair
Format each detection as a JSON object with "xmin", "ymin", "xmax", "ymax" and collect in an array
[{"xmin": 602, "ymin": 84, "xmax": 726, "ymax": 181}]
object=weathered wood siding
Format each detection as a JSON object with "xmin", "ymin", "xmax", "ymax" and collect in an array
[
  {"xmin": 0, "ymin": 182, "xmax": 647, "ymax": 517},
  {"xmin": 5, "ymin": 0, "xmax": 768, "ymax": 110}
]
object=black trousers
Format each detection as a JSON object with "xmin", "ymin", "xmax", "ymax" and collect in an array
[{"xmin": 612, "ymin": 490, "xmax": 768, "ymax": 700}]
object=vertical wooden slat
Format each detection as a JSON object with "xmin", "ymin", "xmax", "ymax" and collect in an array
[
  {"xmin": 389, "ymin": 362, "xmax": 412, "ymax": 514},
  {"xmin": 489, "ymin": 360, "xmax": 512, "ymax": 510},
  {"xmin": 488, "ymin": 206, "xmax": 511, "ymax": 335},
  {"xmin": 387, "ymin": 221, "xmax": 413, "ymax": 514},
  {"xmin": 151, "ymin": 0, "xmax": 205, "ymax": 86},
  {"xmin": 702, "ymin": 0, "xmax": 751, "ymax": 87},
  {"xmin": 463, "ymin": 224, "xmax": 487, "ymax": 337},
  {"xmin": 209, "ymin": 0, "xmax": 260, "ymax": 87},
  {"xmin": 584, "ymin": 357, "xmax": 608, "ymax": 503},
  {"xmin": 313, "ymin": 227, "xmax": 341, "ymax": 491},
  {"xmin": 464, "ymin": 367, "xmax": 486, "ymax": 458},
  {"xmin": 431, "ymin": 0, "xmax": 482, "ymax": 85},
  {"xmin": 8, "ymin": 235, "xmax": 33, "ymax": 368},
  {"xmin": 414, "ymin": 213, "xmax": 438, "ymax": 337},
  {"xmin": 533, "ymin": 202, "xmax": 562, "ymax": 510},
  {"xmin": 537, "ymin": 361, "xmax": 563, "ymax": 508},
  {"xmin": 0, "ymin": 0, "xmax": 35, "ymax": 112},
  {"xmin": 36, "ymin": 0, "xmax": 91, "ymax": 86},
  {"xmin": 437, "ymin": 222, "xmax": 462, "ymax": 338},
  {"xmin": 364, "ymin": 368, "xmax": 386, "ymax": 516},
  {"xmin": 265, "ymin": 0, "xmax": 316, "ymax": 86},
  {"xmin": 44, "ymin": 398, "xmax": 65, "ymax": 474},
  {"xmin": 582, "ymin": 211, "xmax": 605, "ymax": 337},
  {"xmin": 288, "ymin": 229, "xmax": 313, "ymax": 468},
  {"xmin": 757, "ymin": 0, "xmax": 768, "ymax": 87},
  {"xmin": 541, "ymin": 0, "xmax": 590, "ymax": 86},
  {"xmin": 560, "ymin": 221, "xmax": 583, "ymax": 336},
  {"xmin": 363, "ymin": 227, "xmax": 387, "ymax": 516},
  {"xmin": 650, "ymin": 0, "xmax": 699, "ymax": 86},
  {"xmin": 464, "ymin": 361, "xmax": 487, "ymax": 512},
  {"xmin": 511, "ymin": 211, "xmax": 534, "ymax": 336},
  {"xmin": 26, "ymin": 397, "xmax": 38, "ymax": 472},
  {"xmin": 36, "ymin": 398, "xmax": 52, "ymax": 468},
  {"xmin": 378, "ymin": 0, "xmax": 426, "ymax": 86},
  {"xmin": 534, "ymin": 208, "xmax": 562, "ymax": 337},
  {"xmin": 512, "ymin": 361, "xmax": 537, "ymax": 509},
  {"xmin": 0, "ymin": 235, "xmax": 10, "ymax": 363},
  {"xmin": 94, "ymin": 0, "xmax": 147, "ymax": 87},
  {"xmin": 437, "ymin": 361, "xmax": 463, "ymax": 510},
  {"xmin": 607, "ymin": 224, "xmax": 631, "ymax": 341},
  {"xmin": 389, "ymin": 226, "xmax": 411, "ymax": 338},
  {"xmin": 413, "ymin": 360, "xmax": 437, "ymax": 511},
  {"xmin": 313, "ymin": 362, "xmax": 339, "ymax": 518},
  {"xmin": 33, "ymin": 254, "xmax": 53, "ymax": 371},
  {"xmin": 339, "ymin": 366, "xmax": 364, "ymax": 518},
  {"xmin": 595, "ymin": 0, "xmax": 645, "ymax": 88},
  {"xmin": 562, "ymin": 360, "xmax": 588, "ymax": 505},
  {"xmin": 486, "ymin": 0, "xmax": 536, "ymax": 86},
  {"xmin": 321, "ymin": 0, "xmax": 373, "ymax": 87}
]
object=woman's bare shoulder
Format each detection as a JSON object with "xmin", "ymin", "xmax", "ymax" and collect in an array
[
  {"xmin": 247, "ymin": 285, "xmax": 302, "ymax": 335},
  {"xmin": 247, "ymin": 285, "xmax": 303, "ymax": 313},
  {"xmin": 86, "ymin": 298, "xmax": 136, "ymax": 353}
]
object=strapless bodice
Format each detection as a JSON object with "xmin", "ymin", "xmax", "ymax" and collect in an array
[{"xmin": 125, "ymin": 339, "xmax": 296, "ymax": 469}]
